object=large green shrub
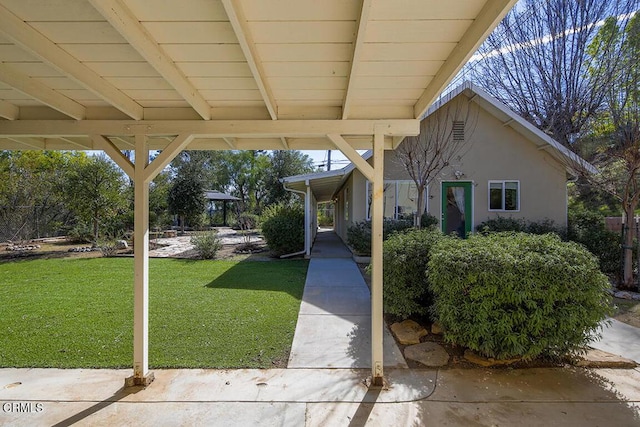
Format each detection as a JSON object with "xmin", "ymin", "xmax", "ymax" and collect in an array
[
  {"xmin": 260, "ymin": 203, "xmax": 305, "ymax": 256},
  {"xmin": 428, "ymin": 233, "xmax": 612, "ymax": 360},
  {"xmin": 346, "ymin": 219, "xmax": 414, "ymax": 256},
  {"xmin": 382, "ymin": 228, "xmax": 442, "ymax": 318},
  {"xmin": 567, "ymin": 208, "xmax": 621, "ymax": 276},
  {"xmin": 477, "ymin": 216, "xmax": 563, "ymax": 237}
]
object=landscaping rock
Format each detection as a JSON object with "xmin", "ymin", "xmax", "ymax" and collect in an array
[
  {"xmin": 431, "ymin": 321, "xmax": 444, "ymax": 335},
  {"xmin": 390, "ymin": 320, "xmax": 428, "ymax": 345},
  {"xmin": 614, "ymin": 291, "xmax": 634, "ymax": 300},
  {"xmin": 115, "ymin": 240, "xmax": 128, "ymax": 249},
  {"xmin": 404, "ymin": 342, "xmax": 450, "ymax": 367},
  {"xmin": 575, "ymin": 349, "xmax": 637, "ymax": 369},
  {"xmin": 463, "ymin": 350, "xmax": 521, "ymax": 367}
]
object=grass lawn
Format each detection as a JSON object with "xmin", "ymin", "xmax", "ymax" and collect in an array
[{"xmin": 0, "ymin": 257, "xmax": 308, "ymax": 369}]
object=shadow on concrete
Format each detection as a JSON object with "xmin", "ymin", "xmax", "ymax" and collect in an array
[
  {"xmin": 347, "ymin": 387, "xmax": 381, "ymax": 427},
  {"xmin": 51, "ymin": 385, "xmax": 143, "ymax": 427}
]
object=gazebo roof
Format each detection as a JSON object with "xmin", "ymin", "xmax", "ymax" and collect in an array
[
  {"xmin": 0, "ymin": 0, "xmax": 516, "ymax": 151},
  {"xmin": 204, "ymin": 190, "xmax": 240, "ymax": 201}
]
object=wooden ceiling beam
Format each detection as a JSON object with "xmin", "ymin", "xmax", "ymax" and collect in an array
[
  {"xmin": 0, "ymin": 63, "xmax": 86, "ymax": 120},
  {"xmin": 342, "ymin": 0, "xmax": 373, "ymax": 120},
  {"xmin": 222, "ymin": 0, "xmax": 278, "ymax": 120},
  {"xmin": 0, "ymin": 100, "xmax": 19, "ymax": 120},
  {"xmin": 0, "ymin": 119, "xmax": 419, "ymax": 138},
  {"xmin": 413, "ymin": 0, "xmax": 517, "ymax": 119},
  {"xmin": 88, "ymin": 0, "xmax": 211, "ymax": 120},
  {"xmin": 0, "ymin": 4, "xmax": 143, "ymax": 120}
]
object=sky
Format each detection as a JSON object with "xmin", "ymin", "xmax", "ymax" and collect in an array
[{"xmin": 299, "ymin": 150, "xmax": 361, "ymax": 172}]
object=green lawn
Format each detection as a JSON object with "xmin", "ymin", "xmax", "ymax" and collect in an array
[{"xmin": 0, "ymin": 258, "xmax": 308, "ymax": 369}]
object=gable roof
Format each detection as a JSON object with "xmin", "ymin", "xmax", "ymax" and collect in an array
[
  {"xmin": 430, "ymin": 82, "xmax": 597, "ymax": 175},
  {"xmin": 282, "ymin": 81, "xmax": 596, "ymax": 202}
]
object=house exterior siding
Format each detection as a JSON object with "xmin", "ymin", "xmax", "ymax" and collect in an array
[{"xmin": 334, "ymin": 93, "xmax": 569, "ymax": 242}]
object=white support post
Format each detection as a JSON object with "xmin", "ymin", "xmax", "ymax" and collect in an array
[
  {"xmin": 370, "ymin": 131, "xmax": 385, "ymax": 386},
  {"xmin": 305, "ymin": 181, "xmax": 312, "ymax": 257},
  {"xmin": 126, "ymin": 134, "xmax": 154, "ymax": 387}
]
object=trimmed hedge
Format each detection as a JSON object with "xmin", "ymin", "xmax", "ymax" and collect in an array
[
  {"xmin": 428, "ymin": 233, "xmax": 611, "ymax": 360},
  {"xmin": 382, "ymin": 228, "xmax": 442, "ymax": 318},
  {"xmin": 347, "ymin": 213, "xmax": 438, "ymax": 256},
  {"xmin": 477, "ymin": 216, "xmax": 563, "ymax": 237},
  {"xmin": 260, "ymin": 203, "xmax": 305, "ymax": 256}
]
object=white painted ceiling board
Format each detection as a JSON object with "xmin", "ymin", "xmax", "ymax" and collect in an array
[
  {"xmin": 29, "ymin": 22, "xmax": 128, "ymax": 45},
  {"xmin": 250, "ymin": 22, "xmax": 357, "ymax": 44},
  {"xmin": 188, "ymin": 77, "xmax": 259, "ymax": 90},
  {"xmin": 242, "ymin": 0, "xmax": 359, "ymax": 21},
  {"xmin": 369, "ymin": 0, "xmax": 486, "ymax": 20},
  {"xmin": 143, "ymin": 22, "xmax": 238, "ymax": 45},
  {"xmin": 177, "ymin": 62, "xmax": 253, "ymax": 78},
  {"xmin": 0, "ymin": 0, "xmax": 104, "ymax": 21},
  {"xmin": 59, "ymin": 44, "xmax": 146, "ymax": 62},
  {"xmin": 263, "ymin": 62, "xmax": 350, "ymax": 77},
  {"xmin": 259, "ymin": 44, "xmax": 353, "ymax": 62},
  {"xmin": 125, "ymin": 0, "xmax": 228, "ymax": 21},
  {"xmin": 163, "ymin": 45, "xmax": 245, "ymax": 62},
  {"xmin": 86, "ymin": 63, "xmax": 161, "ymax": 78}
]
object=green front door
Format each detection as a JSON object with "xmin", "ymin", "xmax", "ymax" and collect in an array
[{"xmin": 441, "ymin": 181, "xmax": 473, "ymax": 238}]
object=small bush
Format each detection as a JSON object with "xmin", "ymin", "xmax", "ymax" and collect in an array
[
  {"xmin": 346, "ymin": 219, "xmax": 414, "ymax": 256},
  {"xmin": 382, "ymin": 228, "xmax": 442, "ymax": 318},
  {"xmin": 66, "ymin": 222, "xmax": 93, "ymax": 243},
  {"xmin": 567, "ymin": 208, "xmax": 621, "ymax": 276},
  {"xmin": 234, "ymin": 212, "xmax": 259, "ymax": 230},
  {"xmin": 261, "ymin": 203, "xmax": 305, "ymax": 256},
  {"xmin": 428, "ymin": 233, "xmax": 612, "ymax": 360},
  {"xmin": 190, "ymin": 230, "xmax": 222, "ymax": 259},
  {"xmin": 99, "ymin": 241, "xmax": 119, "ymax": 257},
  {"xmin": 420, "ymin": 213, "xmax": 439, "ymax": 229}
]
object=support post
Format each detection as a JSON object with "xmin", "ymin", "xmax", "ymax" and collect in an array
[
  {"xmin": 126, "ymin": 134, "xmax": 154, "ymax": 387},
  {"xmin": 370, "ymin": 131, "xmax": 385, "ymax": 386},
  {"xmin": 305, "ymin": 181, "xmax": 312, "ymax": 257}
]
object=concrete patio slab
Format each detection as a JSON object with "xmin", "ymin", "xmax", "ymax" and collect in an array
[{"xmin": 2, "ymin": 367, "xmax": 639, "ymax": 426}]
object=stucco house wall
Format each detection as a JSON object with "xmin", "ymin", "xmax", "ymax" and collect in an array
[{"xmin": 334, "ymin": 92, "xmax": 571, "ymax": 242}]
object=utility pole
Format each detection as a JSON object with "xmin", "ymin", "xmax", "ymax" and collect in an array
[{"xmin": 327, "ymin": 150, "xmax": 331, "ymax": 171}]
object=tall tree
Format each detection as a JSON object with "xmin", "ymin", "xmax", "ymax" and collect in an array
[
  {"xmin": 167, "ymin": 164, "xmax": 205, "ymax": 232},
  {"xmin": 65, "ymin": 154, "xmax": 126, "ymax": 243},
  {"xmin": 470, "ymin": 0, "xmax": 636, "ymax": 147},
  {"xmin": 395, "ymin": 93, "xmax": 478, "ymax": 227},
  {"xmin": 0, "ymin": 151, "xmax": 86, "ymax": 241},
  {"xmin": 583, "ymin": 13, "xmax": 640, "ymax": 288},
  {"xmin": 263, "ymin": 150, "xmax": 316, "ymax": 207}
]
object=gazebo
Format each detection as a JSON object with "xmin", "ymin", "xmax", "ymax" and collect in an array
[
  {"xmin": 204, "ymin": 190, "xmax": 240, "ymax": 226},
  {"xmin": 0, "ymin": 0, "xmax": 517, "ymax": 387}
]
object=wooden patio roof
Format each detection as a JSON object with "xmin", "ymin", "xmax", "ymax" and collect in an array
[{"xmin": 0, "ymin": 0, "xmax": 515, "ymax": 151}]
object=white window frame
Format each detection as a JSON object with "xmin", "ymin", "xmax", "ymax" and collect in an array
[
  {"xmin": 366, "ymin": 180, "xmax": 427, "ymax": 220},
  {"xmin": 488, "ymin": 180, "xmax": 520, "ymax": 212}
]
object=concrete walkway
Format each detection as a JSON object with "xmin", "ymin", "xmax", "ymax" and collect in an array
[
  {"xmin": 288, "ymin": 230, "xmax": 407, "ymax": 369},
  {"xmin": 592, "ymin": 318, "xmax": 640, "ymax": 363}
]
